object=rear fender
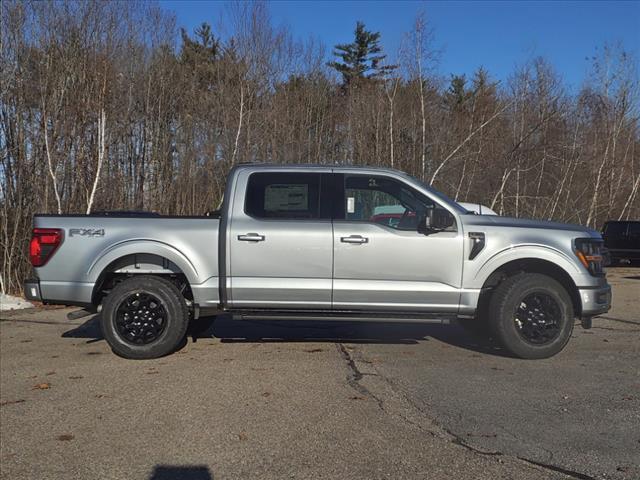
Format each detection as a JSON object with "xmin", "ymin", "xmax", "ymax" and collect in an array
[{"xmin": 88, "ymin": 240, "xmax": 199, "ymax": 285}]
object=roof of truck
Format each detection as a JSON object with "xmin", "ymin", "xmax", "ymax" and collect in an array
[{"xmin": 234, "ymin": 162, "xmax": 407, "ymax": 175}]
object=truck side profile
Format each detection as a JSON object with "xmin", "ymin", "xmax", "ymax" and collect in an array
[{"xmin": 24, "ymin": 164, "xmax": 612, "ymax": 359}]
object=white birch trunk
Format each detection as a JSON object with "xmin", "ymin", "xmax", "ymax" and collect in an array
[
  {"xmin": 43, "ymin": 112, "xmax": 62, "ymax": 214},
  {"xmin": 231, "ymin": 82, "xmax": 244, "ymax": 166},
  {"xmin": 86, "ymin": 109, "xmax": 106, "ymax": 214}
]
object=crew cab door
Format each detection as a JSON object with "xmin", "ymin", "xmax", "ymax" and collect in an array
[
  {"xmin": 226, "ymin": 170, "xmax": 333, "ymax": 309},
  {"xmin": 332, "ymin": 173, "xmax": 464, "ymax": 312}
]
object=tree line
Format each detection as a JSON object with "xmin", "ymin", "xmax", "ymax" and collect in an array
[{"xmin": 1, "ymin": 1, "xmax": 638, "ymax": 294}]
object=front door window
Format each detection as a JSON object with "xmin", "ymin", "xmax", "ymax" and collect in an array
[{"xmin": 344, "ymin": 175, "xmax": 455, "ymax": 231}]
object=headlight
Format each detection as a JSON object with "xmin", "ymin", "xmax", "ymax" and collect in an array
[{"xmin": 574, "ymin": 238, "xmax": 604, "ymax": 276}]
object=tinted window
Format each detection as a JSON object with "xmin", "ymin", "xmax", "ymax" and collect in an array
[
  {"xmin": 342, "ymin": 175, "xmax": 454, "ymax": 231},
  {"xmin": 245, "ymin": 172, "xmax": 321, "ymax": 219},
  {"xmin": 628, "ymin": 222, "xmax": 640, "ymax": 236},
  {"xmin": 603, "ymin": 222, "xmax": 627, "ymax": 236}
]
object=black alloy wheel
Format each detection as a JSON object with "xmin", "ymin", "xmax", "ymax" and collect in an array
[
  {"xmin": 101, "ymin": 275, "xmax": 190, "ymax": 359},
  {"xmin": 514, "ymin": 292, "xmax": 562, "ymax": 345},
  {"xmin": 115, "ymin": 291, "xmax": 167, "ymax": 345}
]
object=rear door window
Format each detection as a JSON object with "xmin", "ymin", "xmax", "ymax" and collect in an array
[{"xmin": 245, "ymin": 172, "xmax": 321, "ymax": 220}]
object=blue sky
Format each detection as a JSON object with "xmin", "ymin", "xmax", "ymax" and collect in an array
[{"xmin": 159, "ymin": 0, "xmax": 640, "ymax": 90}]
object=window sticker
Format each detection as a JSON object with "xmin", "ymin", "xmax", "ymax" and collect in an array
[
  {"xmin": 264, "ymin": 184, "xmax": 308, "ymax": 211},
  {"xmin": 347, "ymin": 197, "xmax": 355, "ymax": 214}
]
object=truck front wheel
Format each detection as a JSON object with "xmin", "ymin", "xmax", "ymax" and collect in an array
[
  {"xmin": 489, "ymin": 273, "xmax": 574, "ymax": 359},
  {"xmin": 101, "ymin": 276, "xmax": 189, "ymax": 359}
]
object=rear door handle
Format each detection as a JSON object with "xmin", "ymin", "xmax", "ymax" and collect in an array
[
  {"xmin": 341, "ymin": 235, "xmax": 369, "ymax": 244},
  {"xmin": 237, "ymin": 233, "xmax": 265, "ymax": 242}
]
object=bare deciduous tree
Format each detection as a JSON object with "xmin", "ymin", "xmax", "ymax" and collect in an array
[{"xmin": 0, "ymin": 2, "xmax": 638, "ymax": 294}]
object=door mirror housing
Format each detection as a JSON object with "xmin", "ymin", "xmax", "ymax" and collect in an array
[{"xmin": 418, "ymin": 208, "xmax": 454, "ymax": 234}]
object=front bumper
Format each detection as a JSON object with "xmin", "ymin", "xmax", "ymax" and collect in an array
[
  {"xmin": 579, "ymin": 284, "xmax": 611, "ymax": 316},
  {"xmin": 23, "ymin": 279, "xmax": 42, "ymax": 302}
]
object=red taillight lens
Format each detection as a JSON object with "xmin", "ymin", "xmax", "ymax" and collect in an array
[{"xmin": 30, "ymin": 228, "xmax": 63, "ymax": 267}]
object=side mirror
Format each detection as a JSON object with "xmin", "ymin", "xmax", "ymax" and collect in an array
[
  {"xmin": 418, "ymin": 208, "xmax": 454, "ymax": 234},
  {"xmin": 418, "ymin": 209, "xmax": 435, "ymax": 234}
]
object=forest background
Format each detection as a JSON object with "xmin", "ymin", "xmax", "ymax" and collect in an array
[{"xmin": 1, "ymin": 1, "xmax": 638, "ymax": 294}]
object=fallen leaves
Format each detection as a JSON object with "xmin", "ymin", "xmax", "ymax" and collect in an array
[
  {"xmin": 304, "ymin": 348, "xmax": 324, "ymax": 353},
  {"xmin": 32, "ymin": 383, "xmax": 50, "ymax": 390},
  {"xmin": 57, "ymin": 434, "xmax": 74, "ymax": 441},
  {"xmin": 238, "ymin": 432, "xmax": 248, "ymax": 441},
  {"xmin": 0, "ymin": 399, "xmax": 26, "ymax": 407}
]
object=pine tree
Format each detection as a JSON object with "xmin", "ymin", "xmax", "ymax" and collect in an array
[
  {"xmin": 180, "ymin": 22, "xmax": 219, "ymax": 66},
  {"xmin": 444, "ymin": 74, "xmax": 471, "ymax": 109},
  {"xmin": 328, "ymin": 21, "xmax": 396, "ymax": 86}
]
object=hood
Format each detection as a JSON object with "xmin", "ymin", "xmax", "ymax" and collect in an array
[{"xmin": 461, "ymin": 215, "xmax": 601, "ymax": 238}]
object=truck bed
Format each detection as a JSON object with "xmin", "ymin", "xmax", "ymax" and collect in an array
[{"xmin": 32, "ymin": 214, "xmax": 220, "ymax": 308}]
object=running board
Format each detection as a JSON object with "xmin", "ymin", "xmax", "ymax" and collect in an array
[
  {"xmin": 231, "ymin": 311, "xmax": 454, "ymax": 324},
  {"xmin": 67, "ymin": 307, "xmax": 97, "ymax": 321}
]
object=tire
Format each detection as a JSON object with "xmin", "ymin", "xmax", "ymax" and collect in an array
[
  {"xmin": 488, "ymin": 273, "xmax": 574, "ymax": 359},
  {"xmin": 101, "ymin": 276, "xmax": 189, "ymax": 359}
]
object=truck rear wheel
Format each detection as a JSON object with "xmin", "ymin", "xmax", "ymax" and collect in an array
[
  {"xmin": 101, "ymin": 276, "xmax": 189, "ymax": 359},
  {"xmin": 488, "ymin": 273, "xmax": 574, "ymax": 359}
]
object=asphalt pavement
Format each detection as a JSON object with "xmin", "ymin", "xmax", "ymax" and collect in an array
[{"xmin": 1, "ymin": 267, "xmax": 638, "ymax": 479}]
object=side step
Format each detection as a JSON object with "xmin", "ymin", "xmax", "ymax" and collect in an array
[
  {"xmin": 231, "ymin": 311, "xmax": 454, "ymax": 324},
  {"xmin": 67, "ymin": 308, "xmax": 97, "ymax": 321}
]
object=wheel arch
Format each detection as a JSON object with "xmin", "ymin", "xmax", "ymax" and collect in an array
[
  {"xmin": 88, "ymin": 241, "xmax": 198, "ymax": 305},
  {"xmin": 479, "ymin": 258, "xmax": 581, "ymax": 317}
]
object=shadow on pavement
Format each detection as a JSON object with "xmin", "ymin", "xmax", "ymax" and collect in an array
[
  {"xmin": 62, "ymin": 315, "xmax": 103, "ymax": 342},
  {"xmin": 62, "ymin": 313, "xmax": 508, "ymax": 357},
  {"xmin": 149, "ymin": 465, "xmax": 212, "ymax": 480}
]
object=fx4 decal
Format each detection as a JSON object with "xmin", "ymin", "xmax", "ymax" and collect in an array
[{"xmin": 69, "ymin": 228, "xmax": 105, "ymax": 237}]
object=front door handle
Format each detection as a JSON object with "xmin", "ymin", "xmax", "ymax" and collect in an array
[
  {"xmin": 341, "ymin": 235, "xmax": 369, "ymax": 244},
  {"xmin": 238, "ymin": 233, "xmax": 265, "ymax": 242}
]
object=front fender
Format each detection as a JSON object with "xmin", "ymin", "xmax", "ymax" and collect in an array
[{"xmin": 468, "ymin": 244, "xmax": 584, "ymax": 289}]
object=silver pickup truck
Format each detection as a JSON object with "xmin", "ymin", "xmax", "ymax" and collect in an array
[{"xmin": 24, "ymin": 164, "xmax": 611, "ymax": 360}]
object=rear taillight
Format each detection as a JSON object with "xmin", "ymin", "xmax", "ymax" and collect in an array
[{"xmin": 30, "ymin": 228, "xmax": 63, "ymax": 267}]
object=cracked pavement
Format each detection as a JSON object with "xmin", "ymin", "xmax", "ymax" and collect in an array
[{"xmin": 1, "ymin": 267, "xmax": 638, "ymax": 479}]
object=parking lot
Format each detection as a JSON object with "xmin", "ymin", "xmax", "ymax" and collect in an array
[{"xmin": 1, "ymin": 267, "xmax": 638, "ymax": 480}]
